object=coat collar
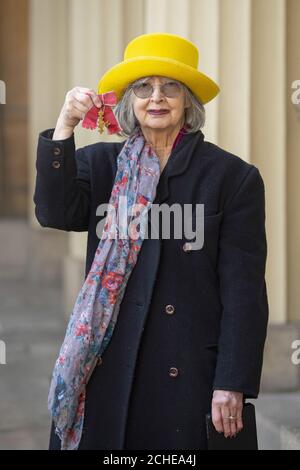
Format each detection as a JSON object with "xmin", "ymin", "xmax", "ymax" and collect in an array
[{"xmin": 153, "ymin": 130, "xmax": 205, "ymax": 204}]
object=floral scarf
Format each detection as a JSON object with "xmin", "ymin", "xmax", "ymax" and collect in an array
[{"xmin": 48, "ymin": 128, "xmax": 164, "ymax": 450}]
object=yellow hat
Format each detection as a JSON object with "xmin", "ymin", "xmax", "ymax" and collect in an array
[{"xmin": 98, "ymin": 32, "xmax": 220, "ymax": 104}]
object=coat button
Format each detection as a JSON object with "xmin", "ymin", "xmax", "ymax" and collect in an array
[
  {"xmin": 183, "ymin": 242, "xmax": 193, "ymax": 252},
  {"xmin": 53, "ymin": 146, "xmax": 62, "ymax": 156},
  {"xmin": 52, "ymin": 160, "xmax": 61, "ymax": 169},
  {"xmin": 165, "ymin": 304, "xmax": 175, "ymax": 315},
  {"xmin": 169, "ymin": 367, "xmax": 179, "ymax": 378}
]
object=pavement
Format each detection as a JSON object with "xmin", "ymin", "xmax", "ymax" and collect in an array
[
  {"xmin": 0, "ymin": 279, "xmax": 66, "ymax": 450},
  {"xmin": 254, "ymin": 393, "xmax": 300, "ymax": 449},
  {"xmin": 0, "ymin": 277, "xmax": 300, "ymax": 450}
]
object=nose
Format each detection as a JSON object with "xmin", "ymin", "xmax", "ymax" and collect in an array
[{"xmin": 150, "ymin": 85, "xmax": 165, "ymax": 102}]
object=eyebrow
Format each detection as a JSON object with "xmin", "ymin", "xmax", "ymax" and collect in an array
[{"xmin": 137, "ymin": 77, "xmax": 177, "ymax": 85}]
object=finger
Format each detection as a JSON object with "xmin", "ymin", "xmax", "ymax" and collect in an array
[
  {"xmin": 63, "ymin": 99, "xmax": 87, "ymax": 122},
  {"xmin": 72, "ymin": 98, "xmax": 91, "ymax": 114},
  {"xmin": 74, "ymin": 91, "xmax": 97, "ymax": 110},
  {"xmin": 67, "ymin": 87, "xmax": 91, "ymax": 102},
  {"xmin": 80, "ymin": 89, "xmax": 103, "ymax": 108},
  {"xmin": 75, "ymin": 86, "xmax": 95, "ymax": 93},
  {"xmin": 229, "ymin": 408, "xmax": 237, "ymax": 437},
  {"xmin": 72, "ymin": 103, "xmax": 89, "ymax": 121},
  {"xmin": 221, "ymin": 407, "xmax": 231, "ymax": 438},
  {"xmin": 74, "ymin": 86, "xmax": 100, "ymax": 101},
  {"xmin": 212, "ymin": 405, "xmax": 223, "ymax": 434},
  {"xmin": 236, "ymin": 405, "xmax": 243, "ymax": 433},
  {"xmin": 89, "ymin": 93, "xmax": 103, "ymax": 108}
]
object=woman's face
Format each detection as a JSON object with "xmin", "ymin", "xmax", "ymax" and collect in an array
[{"xmin": 131, "ymin": 76, "xmax": 188, "ymax": 133}]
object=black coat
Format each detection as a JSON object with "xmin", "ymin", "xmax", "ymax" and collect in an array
[{"xmin": 34, "ymin": 128, "xmax": 269, "ymax": 450}]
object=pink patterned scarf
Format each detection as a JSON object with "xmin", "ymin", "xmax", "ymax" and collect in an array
[{"xmin": 48, "ymin": 128, "xmax": 164, "ymax": 450}]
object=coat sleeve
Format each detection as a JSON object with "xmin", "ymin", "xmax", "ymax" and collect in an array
[
  {"xmin": 33, "ymin": 128, "xmax": 91, "ymax": 231},
  {"xmin": 213, "ymin": 165, "xmax": 269, "ymax": 398}
]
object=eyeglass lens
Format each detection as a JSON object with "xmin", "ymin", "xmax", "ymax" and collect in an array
[{"xmin": 133, "ymin": 81, "xmax": 181, "ymax": 98}]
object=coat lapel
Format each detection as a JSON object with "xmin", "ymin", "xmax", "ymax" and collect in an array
[{"xmin": 153, "ymin": 130, "xmax": 205, "ymax": 204}]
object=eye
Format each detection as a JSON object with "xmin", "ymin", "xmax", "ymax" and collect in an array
[
  {"xmin": 133, "ymin": 82, "xmax": 153, "ymax": 98},
  {"xmin": 163, "ymin": 81, "xmax": 182, "ymax": 96},
  {"xmin": 166, "ymin": 81, "xmax": 180, "ymax": 88},
  {"xmin": 139, "ymin": 82, "xmax": 151, "ymax": 89}
]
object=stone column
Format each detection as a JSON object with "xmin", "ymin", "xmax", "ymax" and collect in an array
[
  {"xmin": 251, "ymin": 0, "xmax": 287, "ymax": 324},
  {"xmin": 189, "ymin": 0, "xmax": 220, "ymax": 143},
  {"xmin": 250, "ymin": 0, "xmax": 300, "ymax": 392},
  {"xmin": 123, "ymin": 0, "xmax": 145, "ymax": 45},
  {"xmin": 28, "ymin": 0, "xmax": 69, "ymax": 284},
  {"xmin": 287, "ymin": 0, "xmax": 300, "ymax": 323},
  {"xmin": 218, "ymin": 0, "xmax": 252, "ymax": 161}
]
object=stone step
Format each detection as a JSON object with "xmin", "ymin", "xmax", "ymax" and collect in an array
[
  {"xmin": 0, "ymin": 218, "xmax": 30, "ymax": 280},
  {"xmin": 0, "ymin": 218, "xmax": 68, "ymax": 284},
  {"xmin": 253, "ymin": 393, "xmax": 300, "ymax": 449}
]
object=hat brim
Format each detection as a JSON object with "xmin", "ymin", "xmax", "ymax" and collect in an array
[{"xmin": 98, "ymin": 56, "xmax": 220, "ymax": 105}]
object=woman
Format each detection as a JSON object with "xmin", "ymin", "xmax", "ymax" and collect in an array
[{"xmin": 34, "ymin": 32, "xmax": 268, "ymax": 450}]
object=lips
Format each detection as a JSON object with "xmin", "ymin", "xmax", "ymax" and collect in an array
[{"xmin": 148, "ymin": 110, "xmax": 170, "ymax": 115}]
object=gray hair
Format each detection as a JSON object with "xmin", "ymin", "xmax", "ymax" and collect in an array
[{"xmin": 113, "ymin": 77, "xmax": 206, "ymax": 137}]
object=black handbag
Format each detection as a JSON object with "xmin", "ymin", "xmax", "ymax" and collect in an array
[{"xmin": 206, "ymin": 402, "xmax": 258, "ymax": 450}]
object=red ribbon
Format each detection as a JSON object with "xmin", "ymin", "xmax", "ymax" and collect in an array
[{"xmin": 82, "ymin": 91, "xmax": 122, "ymax": 135}]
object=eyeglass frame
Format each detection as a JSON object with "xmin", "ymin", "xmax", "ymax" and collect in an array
[{"xmin": 131, "ymin": 79, "xmax": 183, "ymax": 99}]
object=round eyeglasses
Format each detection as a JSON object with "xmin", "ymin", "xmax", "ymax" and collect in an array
[{"xmin": 132, "ymin": 81, "xmax": 182, "ymax": 99}]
